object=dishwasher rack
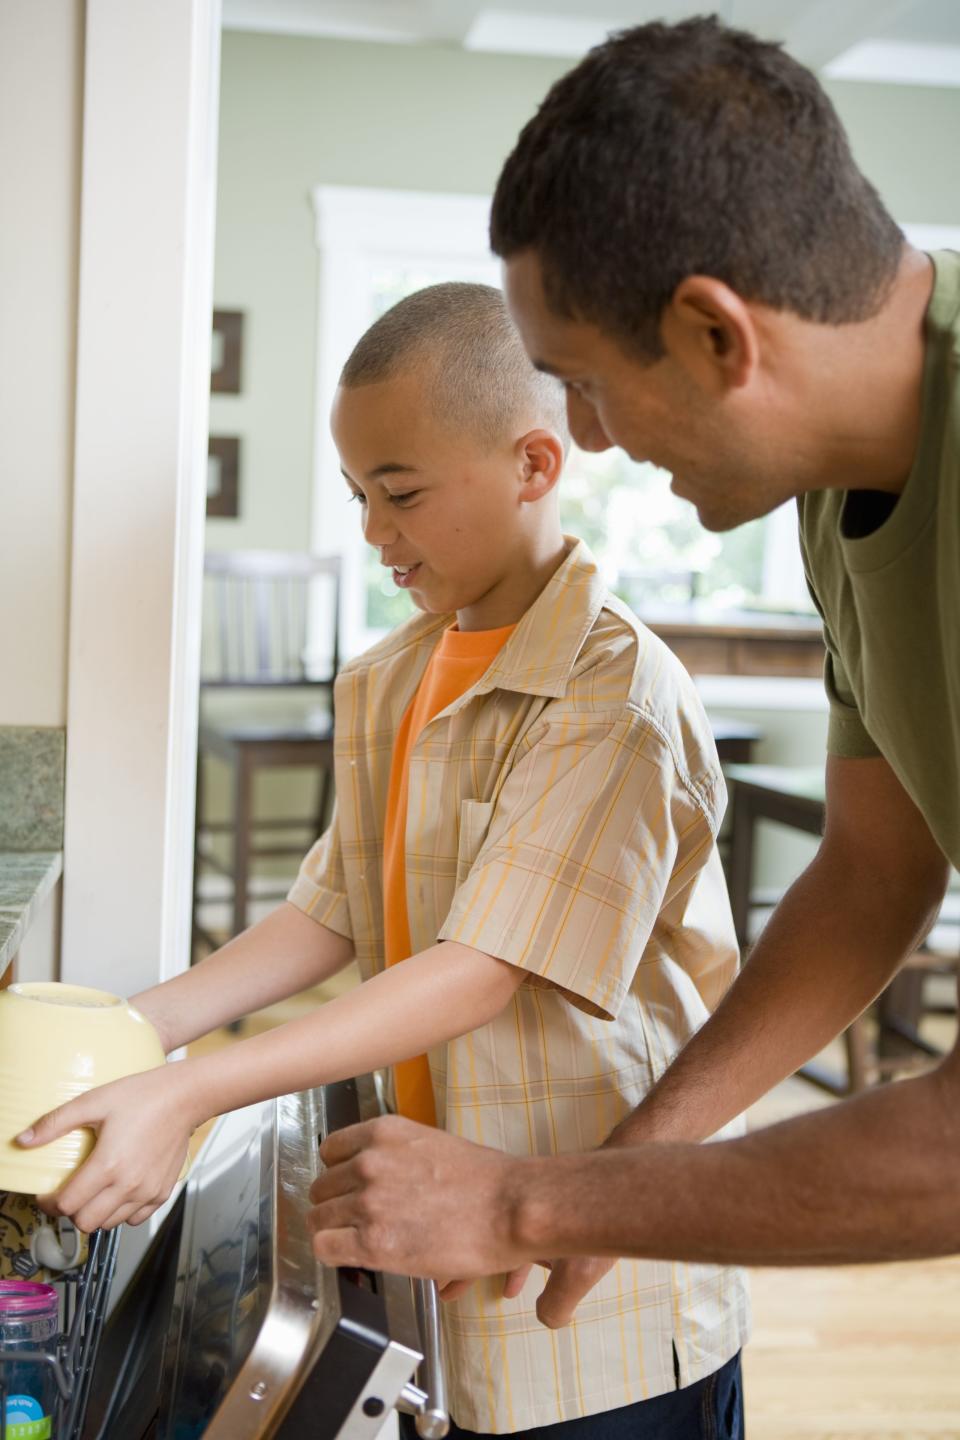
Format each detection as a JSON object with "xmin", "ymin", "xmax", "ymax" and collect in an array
[{"xmin": 0, "ymin": 1227, "xmax": 119, "ymax": 1440}]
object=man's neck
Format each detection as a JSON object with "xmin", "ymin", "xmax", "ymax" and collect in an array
[
  {"xmin": 802, "ymin": 247, "xmax": 935, "ymax": 497},
  {"xmin": 771, "ymin": 253, "xmax": 938, "ymax": 506}
]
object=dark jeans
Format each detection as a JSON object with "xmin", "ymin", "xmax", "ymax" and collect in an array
[{"xmin": 401, "ymin": 1351, "xmax": 744, "ymax": 1440}]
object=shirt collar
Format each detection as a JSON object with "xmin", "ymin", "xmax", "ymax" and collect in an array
[{"xmin": 343, "ymin": 537, "xmax": 609, "ymax": 700}]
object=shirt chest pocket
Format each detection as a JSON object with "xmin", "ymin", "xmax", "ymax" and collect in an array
[{"xmin": 456, "ymin": 799, "xmax": 494, "ymax": 887}]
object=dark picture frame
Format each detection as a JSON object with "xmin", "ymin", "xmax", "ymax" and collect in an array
[
  {"xmin": 207, "ymin": 436, "xmax": 240, "ymax": 518},
  {"xmin": 211, "ymin": 309, "xmax": 244, "ymax": 393}
]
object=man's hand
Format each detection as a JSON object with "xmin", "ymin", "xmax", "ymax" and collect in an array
[
  {"xmin": 308, "ymin": 1115, "xmax": 534, "ymax": 1280},
  {"xmin": 438, "ymin": 1266, "xmax": 533, "ymax": 1305},
  {"xmin": 17, "ymin": 1065, "xmax": 198, "ymax": 1232},
  {"xmin": 534, "ymin": 1257, "xmax": 616, "ymax": 1328}
]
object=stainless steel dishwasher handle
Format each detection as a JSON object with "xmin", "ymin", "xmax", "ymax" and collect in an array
[{"xmin": 396, "ymin": 1277, "xmax": 449, "ymax": 1439}]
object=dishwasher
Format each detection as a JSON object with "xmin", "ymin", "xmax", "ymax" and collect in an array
[{"xmin": 78, "ymin": 1075, "xmax": 448, "ymax": 1440}]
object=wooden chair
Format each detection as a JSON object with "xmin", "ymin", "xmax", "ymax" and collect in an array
[
  {"xmin": 725, "ymin": 763, "xmax": 959, "ymax": 1094},
  {"xmin": 192, "ymin": 551, "xmax": 341, "ymax": 958}
]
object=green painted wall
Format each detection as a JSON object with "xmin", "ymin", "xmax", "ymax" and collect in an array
[
  {"xmin": 208, "ymin": 32, "xmax": 570, "ymax": 550},
  {"xmin": 208, "ymin": 29, "xmax": 960, "ymax": 555}
]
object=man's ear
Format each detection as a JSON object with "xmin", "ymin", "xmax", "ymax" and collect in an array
[
  {"xmin": 661, "ymin": 276, "xmax": 759, "ymax": 393},
  {"xmin": 517, "ymin": 429, "xmax": 565, "ymax": 503}
]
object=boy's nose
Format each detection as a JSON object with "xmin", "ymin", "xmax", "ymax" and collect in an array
[
  {"xmin": 362, "ymin": 505, "xmax": 399, "ymax": 547},
  {"xmin": 567, "ymin": 391, "xmax": 613, "ymax": 454}
]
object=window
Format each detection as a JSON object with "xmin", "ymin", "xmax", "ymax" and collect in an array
[{"xmin": 312, "ymin": 187, "xmax": 840, "ymax": 656}]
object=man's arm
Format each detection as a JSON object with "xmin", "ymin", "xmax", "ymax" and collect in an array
[
  {"xmin": 524, "ymin": 751, "xmax": 950, "ymax": 1322},
  {"xmin": 612, "ymin": 752, "xmax": 949, "ymax": 1145},
  {"xmin": 307, "ymin": 1045, "xmax": 960, "ymax": 1275},
  {"xmin": 305, "ymin": 752, "xmax": 959, "ymax": 1274},
  {"xmin": 132, "ymin": 902, "xmax": 355, "ymax": 1052},
  {"xmin": 22, "ymin": 942, "xmax": 524, "ymax": 1233}
]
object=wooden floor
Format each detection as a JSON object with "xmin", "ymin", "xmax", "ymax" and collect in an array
[
  {"xmin": 742, "ymin": 1018, "xmax": 960, "ymax": 1440},
  {"xmin": 191, "ymin": 981, "xmax": 960, "ymax": 1439}
]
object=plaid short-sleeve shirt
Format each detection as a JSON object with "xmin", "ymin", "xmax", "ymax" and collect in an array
[{"xmin": 290, "ymin": 540, "xmax": 750, "ymax": 1433}]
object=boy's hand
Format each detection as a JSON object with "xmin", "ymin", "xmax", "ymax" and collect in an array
[{"xmin": 17, "ymin": 1065, "xmax": 198, "ymax": 1233}]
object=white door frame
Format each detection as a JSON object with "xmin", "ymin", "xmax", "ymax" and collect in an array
[{"xmin": 62, "ymin": 0, "xmax": 222, "ymax": 996}]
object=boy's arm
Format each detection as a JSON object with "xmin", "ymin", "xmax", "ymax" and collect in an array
[
  {"xmin": 21, "ymin": 942, "xmax": 524, "ymax": 1234},
  {"xmin": 132, "ymin": 902, "xmax": 355, "ymax": 1052}
]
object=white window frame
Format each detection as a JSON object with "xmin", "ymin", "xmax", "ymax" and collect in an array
[{"xmin": 309, "ymin": 186, "xmax": 498, "ymax": 659}]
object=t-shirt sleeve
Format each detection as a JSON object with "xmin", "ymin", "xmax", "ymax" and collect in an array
[
  {"xmin": 797, "ymin": 500, "xmax": 880, "ymax": 760},
  {"xmin": 437, "ymin": 708, "xmax": 718, "ymax": 1021},
  {"xmin": 287, "ymin": 805, "xmax": 353, "ymax": 939}
]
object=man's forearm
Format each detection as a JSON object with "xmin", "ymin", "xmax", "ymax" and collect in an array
[
  {"xmin": 171, "ymin": 941, "xmax": 522, "ymax": 1128},
  {"xmin": 132, "ymin": 902, "xmax": 355, "ymax": 1051},
  {"xmin": 612, "ymin": 844, "xmax": 944, "ymax": 1148},
  {"xmin": 515, "ymin": 1056, "xmax": 960, "ymax": 1265}
]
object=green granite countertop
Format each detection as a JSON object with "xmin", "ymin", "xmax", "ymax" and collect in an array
[{"xmin": 0, "ymin": 851, "xmax": 63, "ymax": 973}]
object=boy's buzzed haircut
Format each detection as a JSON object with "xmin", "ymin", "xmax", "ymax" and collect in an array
[
  {"xmin": 340, "ymin": 281, "xmax": 567, "ymax": 446},
  {"xmin": 490, "ymin": 15, "xmax": 905, "ymax": 360}
]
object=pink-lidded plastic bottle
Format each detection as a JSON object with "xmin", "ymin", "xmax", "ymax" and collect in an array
[{"xmin": 0, "ymin": 1280, "xmax": 60, "ymax": 1438}]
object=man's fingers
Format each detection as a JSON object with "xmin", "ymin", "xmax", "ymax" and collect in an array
[
  {"xmin": 318, "ymin": 1120, "xmax": 381, "ymax": 1169},
  {"xmin": 502, "ymin": 1264, "xmax": 533, "ymax": 1300},
  {"xmin": 309, "ymin": 1156, "xmax": 363, "ymax": 1205},
  {"xmin": 535, "ymin": 1258, "xmax": 616, "ymax": 1330},
  {"xmin": 318, "ymin": 1114, "xmax": 425, "ymax": 1170},
  {"xmin": 438, "ymin": 1278, "xmax": 473, "ymax": 1303},
  {"xmin": 310, "ymin": 1225, "xmax": 366, "ymax": 1269}
]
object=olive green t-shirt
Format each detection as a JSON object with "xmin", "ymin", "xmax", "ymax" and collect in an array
[{"xmin": 798, "ymin": 249, "xmax": 960, "ymax": 868}]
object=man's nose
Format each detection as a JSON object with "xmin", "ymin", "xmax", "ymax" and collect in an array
[{"xmin": 566, "ymin": 390, "xmax": 613, "ymax": 454}]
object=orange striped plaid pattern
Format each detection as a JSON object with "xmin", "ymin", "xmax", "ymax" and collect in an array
[{"xmin": 290, "ymin": 539, "xmax": 750, "ymax": 1433}]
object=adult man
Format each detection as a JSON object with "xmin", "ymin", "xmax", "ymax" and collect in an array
[{"xmin": 306, "ymin": 16, "xmax": 960, "ymax": 1319}]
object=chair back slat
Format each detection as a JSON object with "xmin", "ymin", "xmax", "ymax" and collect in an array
[{"xmin": 201, "ymin": 550, "xmax": 342, "ymax": 688}]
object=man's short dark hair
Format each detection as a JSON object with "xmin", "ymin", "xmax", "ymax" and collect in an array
[
  {"xmin": 340, "ymin": 281, "xmax": 567, "ymax": 446},
  {"xmin": 490, "ymin": 15, "xmax": 905, "ymax": 358}
]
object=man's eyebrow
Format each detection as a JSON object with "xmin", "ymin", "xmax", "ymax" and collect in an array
[{"xmin": 340, "ymin": 462, "xmax": 420, "ymax": 483}]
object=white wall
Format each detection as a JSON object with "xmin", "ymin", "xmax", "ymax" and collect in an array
[{"xmin": 0, "ymin": 0, "xmax": 84, "ymax": 726}]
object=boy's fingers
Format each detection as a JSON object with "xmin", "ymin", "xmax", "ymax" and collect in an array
[{"xmin": 17, "ymin": 1099, "xmax": 94, "ymax": 1148}]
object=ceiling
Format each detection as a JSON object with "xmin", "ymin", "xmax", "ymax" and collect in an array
[{"xmin": 221, "ymin": 0, "xmax": 960, "ymax": 81}]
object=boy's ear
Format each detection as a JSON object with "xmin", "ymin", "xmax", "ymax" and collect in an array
[
  {"xmin": 517, "ymin": 429, "xmax": 564, "ymax": 503},
  {"xmin": 660, "ymin": 276, "xmax": 759, "ymax": 393}
]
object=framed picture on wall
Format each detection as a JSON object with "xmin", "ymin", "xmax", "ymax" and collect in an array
[
  {"xmin": 211, "ymin": 309, "xmax": 244, "ymax": 393},
  {"xmin": 207, "ymin": 436, "xmax": 240, "ymax": 518}
]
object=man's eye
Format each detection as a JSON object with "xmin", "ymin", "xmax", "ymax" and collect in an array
[
  {"xmin": 347, "ymin": 492, "xmax": 367, "ymax": 505},
  {"xmin": 388, "ymin": 491, "xmax": 420, "ymax": 506}
]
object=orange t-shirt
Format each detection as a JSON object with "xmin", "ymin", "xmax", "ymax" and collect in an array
[{"xmin": 383, "ymin": 621, "xmax": 515, "ymax": 1125}]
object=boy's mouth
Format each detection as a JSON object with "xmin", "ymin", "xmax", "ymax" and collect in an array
[{"xmin": 391, "ymin": 563, "xmax": 421, "ymax": 589}]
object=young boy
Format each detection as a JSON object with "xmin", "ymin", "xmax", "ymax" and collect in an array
[{"xmin": 21, "ymin": 284, "xmax": 748, "ymax": 1435}]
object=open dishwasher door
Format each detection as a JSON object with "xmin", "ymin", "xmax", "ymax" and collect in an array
[{"xmin": 83, "ymin": 1078, "xmax": 448, "ymax": 1440}]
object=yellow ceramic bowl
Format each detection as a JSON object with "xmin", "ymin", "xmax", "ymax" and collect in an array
[{"xmin": 0, "ymin": 982, "xmax": 166, "ymax": 1195}]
